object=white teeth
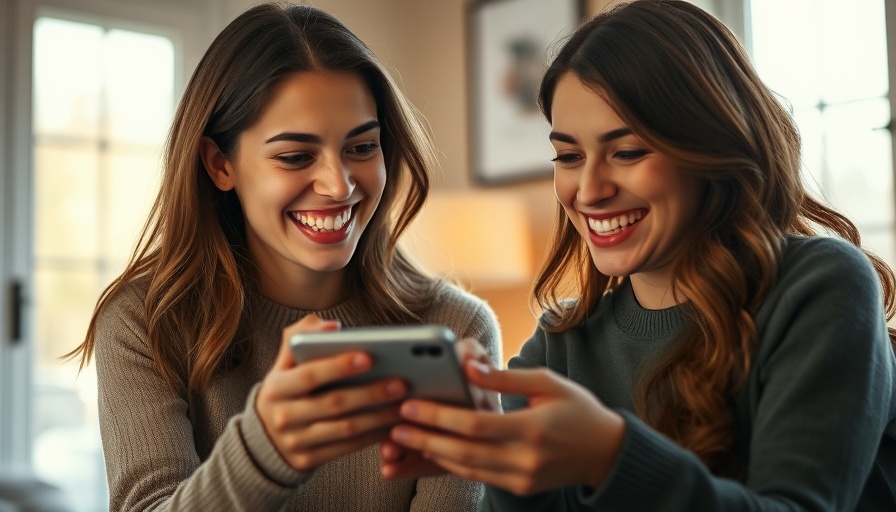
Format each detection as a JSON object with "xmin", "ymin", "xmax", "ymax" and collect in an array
[
  {"xmin": 588, "ymin": 210, "xmax": 642, "ymax": 235},
  {"xmin": 293, "ymin": 207, "xmax": 353, "ymax": 232}
]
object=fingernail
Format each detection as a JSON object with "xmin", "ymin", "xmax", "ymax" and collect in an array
[
  {"xmin": 393, "ymin": 427, "xmax": 410, "ymax": 443},
  {"xmin": 401, "ymin": 403, "xmax": 418, "ymax": 419},
  {"xmin": 387, "ymin": 380, "xmax": 405, "ymax": 397},
  {"xmin": 470, "ymin": 360, "xmax": 490, "ymax": 375},
  {"xmin": 353, "ymin": 354, "xmax": 367, "ymax": 368}
]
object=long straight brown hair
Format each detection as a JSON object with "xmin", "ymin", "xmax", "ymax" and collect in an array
[
  {"xmin": 68, "ymin": 2, "xmax": 442, "ymax": 392},
  {"xmin": 535, "ymin": 0, "xmax": 896, "ymax": 475}
]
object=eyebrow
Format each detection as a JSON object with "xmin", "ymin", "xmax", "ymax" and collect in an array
[
  {"xmin": 548, "ymin": 127, "xmax": 633, "ymax": 145},
  {"xmin": 264, "ymin": 119, "xmax": 381, "ymax": 144}
]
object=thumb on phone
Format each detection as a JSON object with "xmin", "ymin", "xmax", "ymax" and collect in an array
[
  {"xmin": 274, "ymin": 314, "xmax": 341, "ymax": 371},
  {"xmin": 454, "ymin": 337, "xmax": 501, "ymax": 412}
]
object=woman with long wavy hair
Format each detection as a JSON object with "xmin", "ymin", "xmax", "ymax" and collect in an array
[
  {"xmin": 67, "ymin": 3, "xmax": 500, "ymax": 510},
  {"xmin": 380, "ymin": 1, "xmax": 896, "ymax": 510}
]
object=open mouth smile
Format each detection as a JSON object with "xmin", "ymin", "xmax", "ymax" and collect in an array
[
  {"xmin": 587, "ymin": 209, "xmax": 644, "ymax": 236},
  {"xmin": 290, "ymin": 205, "xmax": 354, "ymax": 233}
]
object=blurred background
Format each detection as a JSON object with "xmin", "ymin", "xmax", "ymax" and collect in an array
[{"xmin": 0, "ymin": 0, "xmax": 893, "ymax": 509}]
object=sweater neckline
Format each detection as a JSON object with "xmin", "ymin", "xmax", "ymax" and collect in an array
[
  {"xmin": 249, "ymin": 288, "xmax": 370, "ymax": 330},
  {"xmin": 609, "ymin": 280, "xmax": 687, "ymax": 340}
]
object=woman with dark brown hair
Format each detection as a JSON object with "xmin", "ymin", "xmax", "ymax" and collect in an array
[
  {"xmin": 68, "ymin": 2, "xmax": 500, "ymax": 510},
  {"xmin": 381, "ymin": 1, "xmax": 896, "ymax": 510}
]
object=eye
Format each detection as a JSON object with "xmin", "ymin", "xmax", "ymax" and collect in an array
[
  {"xmin": 551, "ymin": 153, "xmax": 582, "ymax": 165},
  {"xmin": 274, "ymin": 152, "xmax": 314, "ymax": 167},
  {"xmin": 347, "ymin": 142, "xmax": 381, "ymax": 158},
  {"xmin": 614, "ymin": 149, "xmax": 649, "ymax": 160}
]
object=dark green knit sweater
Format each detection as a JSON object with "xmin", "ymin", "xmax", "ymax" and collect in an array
[{"xmin": 483, "ymin": 236, "xmax": 896, "ymax": 511}]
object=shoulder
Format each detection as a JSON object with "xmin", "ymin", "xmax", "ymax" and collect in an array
[
  {"xmin": 94, "ymin": 276, "xmax": 151, "ymax": 336},
  {"xmin": 782, "ymin": 235, "xmax": 875, "ymax": 274},
  {"xmin": 425, "ymin": 282, "xmax": 495, "ymax": 326},
  {"xmin": 755, "ymin": 235, "xmax": 889, "ymax": 359},
  {"xmin": 91, "ymin": 275, "xmax": 158, "ymax": 368},
  {"xmin": 776, "ymin": 235, "xmax": 881, "ymax": 299},
  {"xmin": 425, "ymin": 282, "xmax": 502, "ymax": 362}
]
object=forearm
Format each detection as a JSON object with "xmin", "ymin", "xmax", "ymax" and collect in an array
[{"xmin": 102, "ymin": 386, "xmax": 306, "ymax": 511}]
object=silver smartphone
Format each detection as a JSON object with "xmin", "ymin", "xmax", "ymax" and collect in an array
[{"xmin": 289, "ymin": 324, "xmax": 474, "ymax": 407}]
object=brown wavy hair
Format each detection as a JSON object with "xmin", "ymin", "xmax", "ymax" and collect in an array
[
  {"xmin": 68, "ymin": 2, "xmax": 441, "ymax": 392},
  {"xmin": 535, "ymin": 0, "xmax": 896, "ymax": 476}
]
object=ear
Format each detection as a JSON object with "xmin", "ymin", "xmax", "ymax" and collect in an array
[{"xmin": 199, "ymin": 136, "xmax": 235, "ymax": 192}]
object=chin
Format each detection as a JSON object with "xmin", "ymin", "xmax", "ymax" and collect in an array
[{"xmin": 308, "ymin": 259, "xmax": 353, "ymax": 273}]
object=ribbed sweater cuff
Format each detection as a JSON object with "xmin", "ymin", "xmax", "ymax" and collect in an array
[
  {"xmin": 577, "ymin": 410, "xmax": 692, "ymax": 510},
  {"xmin": 241, "ymin": 384, "xmax": 316, "ymax": 487}
]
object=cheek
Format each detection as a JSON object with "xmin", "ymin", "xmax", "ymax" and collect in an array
[
  {"xmin": 360, "ymin": 159, "xmax": 387, "ymax": 192},
  {"xmin": 553, "ymin": 172, "xmax": 586, "ymax": 235},
  {"xmin": 553, "ymin": 170, "xmax": 577, "ymax": 211}
]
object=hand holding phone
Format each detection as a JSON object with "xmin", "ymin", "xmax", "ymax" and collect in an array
[{"xmin": 257, "ymin": 315, "xmax": 406, "ymax": 473}]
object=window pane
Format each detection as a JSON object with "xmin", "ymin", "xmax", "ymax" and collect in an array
[
  {"xmin": 751, "ymin": 0, "xmax": 888, "ymax": 106},
  {"xmin": 823, "ymin": 98, "xmax": 893, "ymax": 228},
  {"xmin": 105, "ymin": 29, "xmax": 175, "ymax": 144},
  {"xmin": 793, "ymin": 108, "xmax": 825, "ymax": 200},
  {"xmin": 104, "ymin": 146, "xmax": 162, "ymax": 267},
  {"xmin": 751, "ymin": 0, "xmax": 824, "ymax": 109},
  {"xmin": 817, "ymin": 0, "xmax": 888, "ymax": 103},
  {"xmin": 33, "ymin": 143, "xmax": 100, "ymax": 260},
  {"xmin": 33, "ymin": 18, "xmax": 102, "ymax": 138}
]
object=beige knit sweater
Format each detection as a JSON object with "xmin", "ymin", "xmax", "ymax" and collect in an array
[{"xmin": 94, "ymin": 279, "xmax": 502, "ymax": 511}]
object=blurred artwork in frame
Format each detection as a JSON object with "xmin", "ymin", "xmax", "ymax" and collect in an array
[{"xmin": 467, "ymin": 0, "xmax": 585, "ymax": 185}]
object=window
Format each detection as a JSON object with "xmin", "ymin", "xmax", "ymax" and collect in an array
[
  {"xmin": 748, "ymin": 0, "xmax": 894, "ymax": 268},
  {"xmin": 30, "ymin": 16, "xmax": 175, "ymax": 510},
  {"xmin": 1, "ymin": 1, "xmax": 210, "ymax": 510}
]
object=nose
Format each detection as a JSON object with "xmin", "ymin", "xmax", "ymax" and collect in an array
[
  {"xmin": 576, "ymin": 160, "xmax": 617, "ymax": 206},
  {"xmin": 312, "ymin": 154, "xmax": 355, "ymax": 201}
]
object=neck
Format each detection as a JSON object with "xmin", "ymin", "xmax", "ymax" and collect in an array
[
  {"xmin": 629, "ymin": 272, "xmax": 685, "ymax": 310},
  {"xmin": 256, "ymin": 266, "xmax": 346, "ymax": 311}
]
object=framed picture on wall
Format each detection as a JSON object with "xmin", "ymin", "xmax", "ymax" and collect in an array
[{"xmin": 467, "ymin": 0, "xmax": 585, "ymax": 185}]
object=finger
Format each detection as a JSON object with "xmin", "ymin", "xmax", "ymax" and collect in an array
[
  {"xmin": 465, "ymin": 363, "xmax": 564, "ymax": 398},
  {"xmin": 282, "ymin": 405, "xmax": 402, "ymax": 450},
  {"xmin": 291, "ymin": 377, "xmax": 406, "ymax": 421},
  {"xmin": 273, "ymin": 314, "xmax": 341, "ymax": 371},
  {"xmin": 379, "ymin": 440, "xmax": 406, "ymax": 464},
  {"xmin": 430, "ymin": 457, "xmax": 536, "ymax": 496},
  {"xmin": 381, "ymin": 452, "xmax": 446, "ymax": 480},
  {"xmin": 398, "ymin": 400, "xmax": 518, "ymax": 440},
  {"xmin": 279, "ymin": 351, "xmax": 374, "ymax": 397},
  {"xmin": 287, "ymin": 428, "xmax": 390, "ymax": 472},
  {"xmin": 390, "ymin": 424, "xmax": 520, "ymax": 473},
  {"xmin": 454, "ymin": 337, "xmax": 490, "ymax": 365},
  {"xmin": 469, "ymin": 385, "xmax": 502, "ymax": 413}
]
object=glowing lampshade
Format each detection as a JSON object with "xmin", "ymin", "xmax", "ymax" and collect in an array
[{"xmin": 400, "ymin": 190, "xmax": 534, "ymax": 289}]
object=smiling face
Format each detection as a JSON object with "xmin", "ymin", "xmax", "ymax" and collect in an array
[
  {"xmin": 550, "ymin": 73, "xmax": 703, "ymax": 308},
  {"xmin": 201, "ymin": 71, "xmax": 385, "ymax": 308}
]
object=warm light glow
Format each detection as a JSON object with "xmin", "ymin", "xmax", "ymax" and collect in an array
[{"xmin": 401, "ymin": 190, "xmax": 534, "ymax": 289}]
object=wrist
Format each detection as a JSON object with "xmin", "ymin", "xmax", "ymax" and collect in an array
[{"xmin": 586, "ymin": 410, "xmax": 626, "ymax": 489}]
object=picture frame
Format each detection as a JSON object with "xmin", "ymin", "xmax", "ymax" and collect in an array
[{"xmin": 467, "ymin": 0, "xmax": 585, "ymax": 185}]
